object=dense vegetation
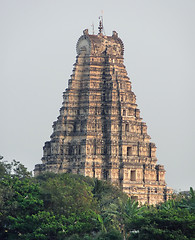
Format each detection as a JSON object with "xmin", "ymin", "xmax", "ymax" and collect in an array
[{"xmin": 0, "ymin": 158, "xmax": 194, "ymax": 240}]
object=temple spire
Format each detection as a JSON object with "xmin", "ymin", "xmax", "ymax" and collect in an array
[{"xmin": 34, "ymin": 25, "xmax": 172, "ymax": 205}]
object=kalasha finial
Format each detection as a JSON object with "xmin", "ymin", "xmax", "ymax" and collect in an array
[{"xmin": 98, "ymin": 16, "xmax": 103, "ymax": 34}]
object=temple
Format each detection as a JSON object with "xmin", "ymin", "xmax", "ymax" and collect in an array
[{"xmin": 34, "ymin": 25, "xmax": 172, "ymax": 205}]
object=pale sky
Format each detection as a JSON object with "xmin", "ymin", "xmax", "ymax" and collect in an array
[{"xmin": 0, "ymin": 0, "xmax": 195, "ymax": 191}]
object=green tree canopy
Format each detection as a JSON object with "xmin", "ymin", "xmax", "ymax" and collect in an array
[{"xmin": 0, "ymin": 158, "xmax": 194, "ymax": 240}]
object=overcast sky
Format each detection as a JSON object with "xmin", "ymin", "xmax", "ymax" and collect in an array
[{"xmin": 1, "ymin": 0, "xmax": 195, "ymax": 191}]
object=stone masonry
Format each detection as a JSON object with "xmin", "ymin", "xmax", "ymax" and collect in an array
[{"xmin": 34, "ymin": 26, "xmax": 172, "ymax": 205}]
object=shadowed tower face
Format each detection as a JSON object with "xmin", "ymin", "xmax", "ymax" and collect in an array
[{"xmin": 34, "ymin": 27, "xmax": 171, "ymax": 205}]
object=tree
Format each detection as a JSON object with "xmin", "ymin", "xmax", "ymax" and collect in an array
[
  {"xmin": 179, "ymin": 187, "xmax": 195, "ymax": 214},
  {"xmin": 2, "ymin": 159, "xmax": 194, "ymax": 240},
  {"xmin": 0, "ymin": 157, "xmax": 32, "ymax": 179},
  {"xmin": 0, "ymin": 171, "xmax": 101, "ymax": 239},
  {"xmin": 0, "ymin": 155, "xmax": 11, "ymax": 177},
  {"xmin": 36, "ymin": 173, "xmax": 97, "ymax": 217},
  {"xmin": 92, "ymin": 179, "xmax": 128, "ymax": 233},
  {"xmin": 126, "ymin": 203, "xmax": 195, "ymax": 240},
  {"xmin": 0, "ymin": 176, "xmax": 43, "ymax": 239}
]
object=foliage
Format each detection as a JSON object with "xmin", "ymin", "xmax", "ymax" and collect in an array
[
  {"xmin": 0, "ymin": 176, "xmax": 43, "ymax": 239},
  {"xmin": 36, "ymin": 173, "xmax": 97, "ymax": 217},
  {"xmin": 6, "ymin": 210, "xmax": 99, "ymax": 240},
  {"xmin": 95, "ymin": 229, "xmax": 123, "ymax": 240},
  {"xmin": 179, "ymin": 187, "xmax": 195, "ymax": 214},
  {"xmin": 126, "ymin": 199, "xmax": 195, "ymax": 240},
  {"xmin": 0, "ymin": 157, "xmax": 195, "ymax": 240},
  {"xmin": 92, "ymin": 178, "xmax": 128, "ymax": 232},
  {"xmin": 0, "ymin": 157, "xmax": 32, "ymax": 179}
]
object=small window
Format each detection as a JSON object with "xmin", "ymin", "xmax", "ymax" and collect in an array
[
  {"xmin": 125, "ymin": 123, "xmax": 129, "ymax": 132},
  {"xmin": 103, "ymin": 169, "xmax": 108, "ymax": 180},
  {"xmin": 156, "ymin": 171, "xmax": 159, "ymax": 181},
  {"xmin": 78, "ymin": 145, "xmax": 81, "ymax": 155},
  {"xmin": 123, "ymin": 109, "xmax": 126, "ymax": 116},
  {"xmin": 127, "ymin": 147, "xmax": 132, "ymax": 156},
  {"xmin": 130, "ymin": 170, "xmax": 136, "ymax": 181},
  {"xmin": 68, "ymin": 145, "xmax": 72, "ymax": 155},
  {"xmin": 60, "ymin": 148, "xmax": 63, "ymax": 155}
]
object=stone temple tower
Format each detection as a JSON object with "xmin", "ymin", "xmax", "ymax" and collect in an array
[{"xmin": 34, "ymin": 25, "xmax": 171, "ymax": 205}]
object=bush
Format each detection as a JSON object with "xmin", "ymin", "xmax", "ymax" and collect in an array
[{"xmin": 96, "ymin": 230, "xmax": 123, "ymax": 240}]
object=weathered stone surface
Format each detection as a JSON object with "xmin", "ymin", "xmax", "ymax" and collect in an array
[{"xmin": 34, "ymin": 28, "xmax": 172, "ymax": 205}]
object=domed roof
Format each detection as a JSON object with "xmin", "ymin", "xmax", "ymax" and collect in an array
[{"xmin": 76, "ymin": 29, "xmax": 124, "ymax": 57}]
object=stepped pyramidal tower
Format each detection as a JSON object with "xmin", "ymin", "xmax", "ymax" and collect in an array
[{"xmin": 35, "ymin": 22, "xmax": 172, "ymax": 205}]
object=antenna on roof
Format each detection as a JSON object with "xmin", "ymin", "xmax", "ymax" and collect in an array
[
  {"xmin": 91, "ymin": 22, "xmax": 95, "ymax": 35},
  {"xmin": 102, "ymin": 10, "xmax": 106, "ymax": 35}
]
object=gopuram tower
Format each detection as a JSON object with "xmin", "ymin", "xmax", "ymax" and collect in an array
[{"xmin": 34, "ymin": 23, "xmax": 171, "ymax": 205}]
